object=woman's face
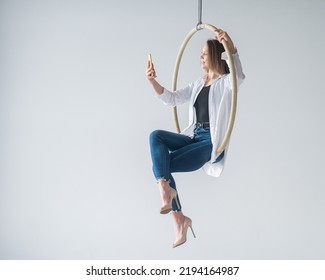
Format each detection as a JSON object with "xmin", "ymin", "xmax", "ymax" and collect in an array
[{"xmin": 200, "ymin": 43, "xmax": 210, "ymax": 71}]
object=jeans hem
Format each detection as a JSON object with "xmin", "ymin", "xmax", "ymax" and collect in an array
[{"xmin": 156, "ymin": 177, "xmax": 171, "ymax": 184}]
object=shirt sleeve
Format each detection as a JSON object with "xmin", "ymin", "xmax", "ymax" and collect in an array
[
  {"xmin": 234, "ymin": 52, "xmax": 245, "ymax": 85},
  {"xmin": 226, "ymin": 52, "xmax": 246, "ymax": 88},
  {"xmin": 157, "ymin": 82, "xmax": 194, "ymax": 107}
]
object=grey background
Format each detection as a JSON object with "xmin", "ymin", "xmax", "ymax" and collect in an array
[{"xmin": 1, "ymin": 0, "xmax": 324, "ymax": 259}]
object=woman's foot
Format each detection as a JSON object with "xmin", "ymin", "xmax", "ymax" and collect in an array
[
  {"xmin": 171, "ymin": 212, "xmax": 196, "ymax": 248},
  {"xmin": 158, "ymin": 180, "xmax": 177, "ymax": 214}
]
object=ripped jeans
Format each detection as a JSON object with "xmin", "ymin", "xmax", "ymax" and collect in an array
[{"xmin": 149, "ymin": 126, "xmax": 213, "ymax": 212}]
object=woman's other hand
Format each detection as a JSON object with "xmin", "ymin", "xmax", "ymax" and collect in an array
[{"xmin": 214, "ymin": 28, "xmax": 237, "ymax": 54}]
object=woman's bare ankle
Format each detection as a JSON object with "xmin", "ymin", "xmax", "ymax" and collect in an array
[
  {"xmin": 157, "ymin": 180, "xmax": 171, "ymax": 204},
  {"xmin": 157, "ymin": 179, "xmax": 170, "ymax": 189},
  {"xmin": 171, "ymin": 211, "xmax": 185, "ymax": 223}
]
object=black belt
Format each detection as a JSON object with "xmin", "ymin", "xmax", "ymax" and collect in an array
[{"xmin": 195, "ymin": 122, "xmax": 210, "ymax": 129}]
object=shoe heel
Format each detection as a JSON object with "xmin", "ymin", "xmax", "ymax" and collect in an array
[{"xmin": 189, "ymin": 224, "xmax": 196, "ymax": 238}]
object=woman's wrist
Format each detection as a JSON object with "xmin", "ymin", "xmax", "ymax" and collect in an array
[{"xmin": 151, "ymin": 79, "xmax": 164, "ymax": 95}]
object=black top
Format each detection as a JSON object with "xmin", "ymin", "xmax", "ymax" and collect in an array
[{"xmin": 194, "ymin": 85, "xmax": 210, "ymax": 123}]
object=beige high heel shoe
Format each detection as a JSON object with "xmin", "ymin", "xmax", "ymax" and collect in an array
[
  {"xmin": 160, "ymin": 187, "xmax": 177, "ymax": 214},
  {"xmin": 172, "ymin": 216, "xmax": 196, "ymax": 248}
]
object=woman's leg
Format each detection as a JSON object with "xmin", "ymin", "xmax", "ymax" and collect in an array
[
  {"xmin": 168, "ymin": 134, "xmax": 212, "ymax": 247},
  {"xmin": 150, "ymin": 129, "xmax": 212, "ymax": 247},
  {"xmin": 149, "ymin": 129, "xmax": 194, "ymax": 183},
  {"xmin": 150, "ymin": 129, "xmax": 212, "ymax": 212},
  {"xmin": 157, "ymin": 176, "xmax": 181, "ymax": 213},
  {"xmin": 170, "ymin": 139, "xmax": 213, "ymax": 173},
  {"xmin": 171, "ymin": 211, "xmax": 185, "ymax": 241},
  {"xmin": 169, "ymin": 138, "xmax": 212, "ymax": 212},
  {"xmin": 149, "ymin": 130, "xmax": 193, "ymax": 211}
]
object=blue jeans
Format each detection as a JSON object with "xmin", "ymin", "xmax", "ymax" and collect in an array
[{"xmin": 149, "ymin": 127, "xmax": 213, "ymax": 212}]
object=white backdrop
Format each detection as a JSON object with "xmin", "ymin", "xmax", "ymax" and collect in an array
[{"xmin": 1, "ymin": 0, "xmax": 325, "ymax": 259}]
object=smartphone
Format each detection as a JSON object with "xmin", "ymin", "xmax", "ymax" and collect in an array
[{"xmin": 148, "ymin": 53, "xmax": 152, "ymax": 68}]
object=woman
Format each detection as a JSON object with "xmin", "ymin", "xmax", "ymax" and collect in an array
[{"xmin": 146, "ymin": 29, "xmax": 245, "ymax": 248}]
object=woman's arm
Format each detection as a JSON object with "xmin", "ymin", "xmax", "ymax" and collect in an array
[
  {"xmin": 146, "ymin": 59, "xmax": 193, "ymax": 106},
  {"xmin": 215, "ymin": 29, "xmax": 245, "ymax": 85}
]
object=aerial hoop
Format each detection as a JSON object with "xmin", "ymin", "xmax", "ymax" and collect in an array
[{"xmin": 172, "ymin": 23, "xmax": 238, "ymax": 153}]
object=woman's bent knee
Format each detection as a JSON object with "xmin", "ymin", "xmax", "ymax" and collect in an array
[{"xmin": 149, "ymin": 129, "xmax": 164, "ymax": 142}]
